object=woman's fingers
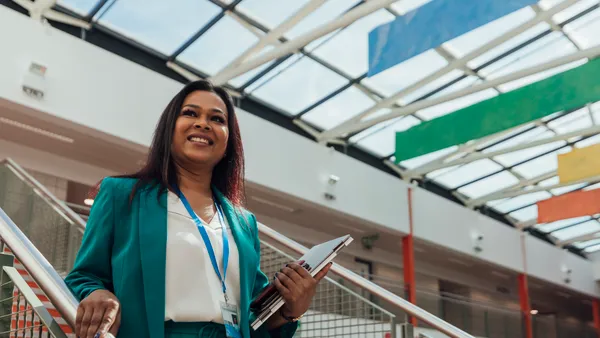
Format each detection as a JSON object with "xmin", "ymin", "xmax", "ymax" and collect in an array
[
  {"xmin": 85, "ymin": 306, "xmax": 105, "ymax": 338},
  {"xmin": 273, "ymin": 275, "xmax": 290, "ymax": 297},
  {"xmin": 108, "ymin": 308, "xmax": 121, "ymax": 337},
  {"xmin": 75, "ymin": 305, "xmax": 85, "ymax": 337},
  {"xmin": 96, "ymin": 298, "xmax": 120, "ymax": 337},
  {"xmin": 280, "ymin": 265, "xmax": 304, "ymax": 285},
  {"xmin": 78, "ymin": 306, "xmax": 95, "ymax": 338},
  {"xmin": 314, "ymin": 262, "xmax": 333, "ymax": 282},
  {"xmin": 275, "ymin": 270, "xmax": 298, "ymax": 291}
]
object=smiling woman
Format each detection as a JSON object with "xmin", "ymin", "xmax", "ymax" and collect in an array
[{"xmin": 64, "ymin": 80, "xmax": 331, "ymax": 338}]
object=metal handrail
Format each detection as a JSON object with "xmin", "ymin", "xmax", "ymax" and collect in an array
[
  {"xmin": 258, "ymin": 224, "xmax": 475, "ymax": 338},
  {"xmin": 1, "ymin": 158, "xmax": 87, "ymax": 229},
  {"xmin": 0, "ymin": 208, "xmax": 79, "ymax": 329},
  {"xmin": 1, "ymin": 158, "xmax": 475, "ymax": 337},
  {"xmin": 2, "ymin": 266, "xmax": 68, "ymax": 338}
]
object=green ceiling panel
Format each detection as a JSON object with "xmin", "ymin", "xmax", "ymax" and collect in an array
[{"xmin": 395, "ymin": 57, "xmax": 600, "ymax": 162}]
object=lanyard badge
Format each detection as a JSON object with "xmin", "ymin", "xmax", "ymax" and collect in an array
[
  {"xmin": 177, "ymin": 189, "xmax": 241, "ymax": 337},
  {"xmin": 177, "ymin": 188, "xmax": 230, "ymax": 302}
]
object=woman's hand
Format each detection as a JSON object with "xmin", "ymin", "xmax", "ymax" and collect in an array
[
  {"xmin": 273, "ymin": 260, "xmax": 332, "ymax": 320},
  {"xmin": 75, "ymin": 289, "xmax": 121, "ymax": 338}
]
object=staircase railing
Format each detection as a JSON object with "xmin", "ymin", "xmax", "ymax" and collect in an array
[
  {"xmin": 0, "ymin": 252, "xmax": 68, "ymax": 338},
  {"xmin": 0, "ymin": 158, "xmax": 475, "ymax": 337}
]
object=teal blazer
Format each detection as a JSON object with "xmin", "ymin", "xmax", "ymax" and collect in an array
[{"xmin": 64, "ymin": 177, "xmax": 298, "ymax": 338}]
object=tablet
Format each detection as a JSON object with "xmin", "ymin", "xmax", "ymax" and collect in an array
[{"xmin": 250, "ymin": 235, "xmax": 353, "ymax": 330}]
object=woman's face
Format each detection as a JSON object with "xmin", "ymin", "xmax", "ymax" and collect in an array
[{"xmin": 171, "ymin": 90, "xmax": 229, "ymax": 170}]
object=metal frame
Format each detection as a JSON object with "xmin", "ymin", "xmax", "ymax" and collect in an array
[
  {"xmin": 5, "ymin": 0, "xmax": 600, "ymax": 253},
  {"xmin": 1, "ymin": 265, "xmax": 68, "ymax": 338},
  {"xmin": 317, "ymin": 0, "xmax": 582, "ymax": 141},
  {"xmin": 0, "ymin": 158, "xmax": 475, "ymax": 337},
  {"xmin": 319, "ymin": 44, "xmax": 600, "ymax": 140},
  {"xmin": 209, "ymin": 0, "xmax": 398, "ymax": 84}
]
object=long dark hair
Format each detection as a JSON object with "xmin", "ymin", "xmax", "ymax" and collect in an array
[{"xmin": 99, "ymin": 80, "xmax": 245, "ymax": 206}]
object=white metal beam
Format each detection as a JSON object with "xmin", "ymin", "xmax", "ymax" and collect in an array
[
  {"xmin": 209, "ymin": 0, "xmax": 398, "ymax": 85},
  {"xmin": 166, "ymin": 61, "xmax": 242, "ymax": 98},
  {"xmin": 318, "ymin": 44, "xmax": 600, "ymax": 141},
  {"xmin": 213, "ymin": 0, "xmax": 327, "ymax": 82},
  {"xmin": 317, "ymin": 0, "xmax": 582, "ymax": 141},
  {"xmin": 12, "ymin": 0, "xmax": 91, "ymax": 29},
  {"xmin": 558, "ymin": 230, "xmax": 600, "ymax": 247},
  {"xmin": 467, "ymin": 174, "xmax": 600, "ymax": 207},
  {"xmin": 405, "ymin": 124, "xmax": 600, "ymax": 177}
]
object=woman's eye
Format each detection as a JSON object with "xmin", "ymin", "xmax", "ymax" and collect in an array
[
  {"xmin": 182, "ymin": 110, "xmax": 196, "ymax": 117},
  {"xmin": 212, "ymin": 116, "xmax": 226, "ymax": 124}
]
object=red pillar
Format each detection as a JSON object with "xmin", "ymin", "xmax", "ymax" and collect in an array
[
  {"xmin": 518, "ymin": 273, "xmax": 533, "ymax": 338},
  {"xmin": 593, "ymin": 299, "xmax": 600, "ymax": 337},
  {"xmin": 403, "ymin": 188, "xmax": 417, "ymax": 326}
]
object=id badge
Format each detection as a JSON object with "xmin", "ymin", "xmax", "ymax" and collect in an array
[{"xmin": 221, "ymin": 302, "xmax": 242, "ymax": 338}]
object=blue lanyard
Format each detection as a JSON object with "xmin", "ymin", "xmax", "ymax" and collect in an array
[{"xmin": 177, "ymin": 188, "xmax": 230, "ymax": 302}]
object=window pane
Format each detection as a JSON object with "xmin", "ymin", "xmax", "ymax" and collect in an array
[
  {"xmin": 483, "ymin": 126, "xmax": 549, "ymax": 154},
  {"xmin": 286, "ymin": 0, "xmax": 360, "ymax": 39},
  {"xmin": 584, "ymin": 243, "xmax": 600, "ymax": 252},
  {"xmin": 351, "ymin": 115, "xmax": 421, "ymax": 157},
  {"xmin": 416, "ymin": 85, "xmax": 498, "ymax": 120},
  {"xmin": 467, "ymin": 23, "xmax": 550, "ymax": 70},
  {"xmin": 493, "ymin": 191, "xmax": 552, "ymax": 214},
  {"xmin": 310, "ymin": 9, "xmax": 394, "ymax": 77},
  {"xmin": 362, "ymin": 50, "xmax": 449, "ymax": 98},
  {"xmin": 537, "ymin": 216, "xmax": 591, "ymax": 233},
  {"xmin": 512, "ymin": 148, "xmax": 570, "ymax": 179},
  {"xmin": 551, "ymin": 182, "xmax": 586, "ymax": 195},
  {"xmin": 458, "ymin": 171, "xmax": 520, "ymax": 199},
  {"xmin": 573, "ymin": 238, "xmax": 600, "ymax": 249},
  {"xmin": 249, "ymin": 57, "xmax": 348, "ymax": 114},
  {"xmin": 99, "ymin": 0, "xmax": 221, "ymax": 56},
  {"xmin": 444, "ymin": 7, "xmax": 535, "ymax": 58},
  {"xmin": 547, "ymin": 107, "xmax": 593, "ymax": 135},
  {"xmin": 237, "ymin": 0, "xmax": 312, "ymax": 29},
  {"xmin": 564, "ymin": 7, "xmax": 600, "ymax": 48},
  {"xmin": 301, "ymin": 86, "xmax": 375, "ymax": 129},
  {"xmin": 547, "ymin": 0, "xmax": 600, "ymax": 24},
  {"xmin": 399, "ymin": 146, "xmax": 458, "ymax": 170},
  {"xmin": 508, "ymin": 205, "xmax": 538, "ymax": 222},
  {"xmin": 480, "ymin": 32, "xmax": 576, "ymax": 79},
  {"xmin": 58, "ymin": 0, "xmax": 101, "ymax": 15},
  {"xmin": 433, "ymin": 159, "xmax": 503, "ymax": 189},
  {"xmin": 493, "ymin": 131, "xmax": 565, "ymax": 167},
  {"xmin": 551, "ymin": 220, "xmax": 600, "ymax": 241},
  {"xmin": 178, "ymin": 15, "xmax": 263, "ymax": 76}
]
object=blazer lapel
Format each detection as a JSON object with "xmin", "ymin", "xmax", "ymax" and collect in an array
[{"xmin": 138, "ymin": 185, "xmax": 168, "ymax": 338}]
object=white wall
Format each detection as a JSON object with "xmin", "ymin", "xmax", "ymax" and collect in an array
[
  {"xmin": 412, "ymin": 189, "xmax": 524, "ymax": 273},
  {"xmin": 0, "ymin": 6, "xmax": 598, "ymax": 297},
  {"xmin": 0, "ymin": 140, "xmax": 116, "ymax": 186},
  {"xmin": 526, "ymin": 236, "xmax": 600, "ymax": 295}
]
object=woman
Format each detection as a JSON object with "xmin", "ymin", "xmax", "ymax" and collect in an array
[{"xmin": 65, "ymin": 80, "xmax": 331, "ymax": 338}]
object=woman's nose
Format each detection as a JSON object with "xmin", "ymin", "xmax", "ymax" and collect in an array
[{"xmin": 194, "ymin": 121, "xmax": 210, "ymax": 130}]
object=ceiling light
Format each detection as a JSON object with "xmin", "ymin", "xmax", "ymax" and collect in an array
[
  {"xmin": 530, "ymin": 310, "xmax": 538, "ymax": 315},
  {"xmin": 84, "ymin": 199, "xmax": 94, "ymax": 206},
  {"xmin": 0, "ymin": 117, "xmax": 74, "ymax": 143}
]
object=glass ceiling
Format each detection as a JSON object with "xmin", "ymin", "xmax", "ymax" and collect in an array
[{"xmin": 44, "ymin": 0, "xmax": 600, "ymax": 254}]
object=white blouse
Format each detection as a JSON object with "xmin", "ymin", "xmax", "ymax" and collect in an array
[{"xmin": 164, "ymin": 191, "xmax": 241, "ymax": 323}]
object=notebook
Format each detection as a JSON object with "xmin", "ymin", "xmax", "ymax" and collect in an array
[{"xmin": 250, "ymin": 235, "xmax": 353, "ymax": 330}]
